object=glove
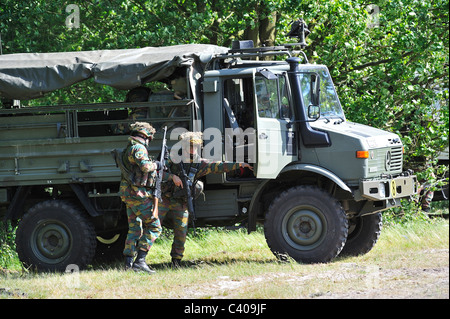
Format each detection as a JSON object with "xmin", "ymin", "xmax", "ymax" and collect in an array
[
  {"xmin": 154, "ymin": 161, "xmax": 163, "ymax": 171},
  {"xmin": 164, "ymin": 145, "xmax": 170, "ymax": 160}
]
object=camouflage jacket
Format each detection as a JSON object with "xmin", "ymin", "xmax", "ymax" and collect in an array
[
  {"xmin": 162, "ymin": 156, "xmax": 240, "ymax": 198},
  {"xmin": 118, "ymin": 136, "xmax": 171, "ymax": 200}
]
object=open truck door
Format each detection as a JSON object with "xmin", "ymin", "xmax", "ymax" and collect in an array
[{"xmin": 254, "ymin": 71, "xmax": 297, "ymax": 179}]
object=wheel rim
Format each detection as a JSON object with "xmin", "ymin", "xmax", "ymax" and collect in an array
[
  {"xmin": 31, "ymin": 219, "xmax": 72, "ymax": 264},
  {"xmin": 282, "ymin": 206, "xmax": 327, "ymax": 251},
  {"xmin": 96, "ymin": 233, "xmax": 121, "ymax": 245}
]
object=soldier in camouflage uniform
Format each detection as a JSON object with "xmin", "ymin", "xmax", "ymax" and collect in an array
[
  {"xmin": 418, "ymin": 178, "xmax": 435, "ymax": 213},
  {"xmin": 158, "ymin": 131, "xmax": 253, "ymax": 267},
  {"xmin": 118, "ymin": 122, "xmax": 180, "ymax": 273}
]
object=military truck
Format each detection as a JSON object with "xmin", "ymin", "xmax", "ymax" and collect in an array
[{"xmin": 0, "ymin": 31, "xmax": 417, "ymax": 271}]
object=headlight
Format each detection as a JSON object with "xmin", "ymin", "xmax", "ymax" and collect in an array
[{"xmin": 378, "ymin": 183, "xmax": 386, "ymax": 198}]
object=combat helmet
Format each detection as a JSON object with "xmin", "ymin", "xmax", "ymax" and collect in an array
[
  {"xmin": 130, "ymin": 122, "xmax": 156, "ymax": 140},
  {"xmin": 179, "ymin": 131, "xmax": 203, "ymax": 145},
  {"xmin": 179, "ymin": 131, "xmax": 203, "ymax": 160}
]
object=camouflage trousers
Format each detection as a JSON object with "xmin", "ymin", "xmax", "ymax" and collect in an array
[
  {"xmin": 123, "ymin": 196, "xmax": 162, "ymax": 257},
  {"xmin": 420, "ymin": 189, "xmax": 434, "ymax": 212},
  {"xmin": 158, "ymin": 196, "xmax": 189, "ymax": 260}
]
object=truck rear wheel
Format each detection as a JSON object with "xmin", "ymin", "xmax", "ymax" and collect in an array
[
  {"xmin": 16, "ymin": 200, "xmax": 96, "ymax": 272},
  {"xmin": 339, "ymin": 212, "xmax": 382, "ymax": 257},
  {"xmin": 264, "ymin": 186, "xmax": 348, "ymax": 263}
]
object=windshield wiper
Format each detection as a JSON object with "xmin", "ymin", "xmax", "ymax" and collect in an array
[{"xmin": 334, "ymin": 116, "xmax": 345, "ymax": 124}]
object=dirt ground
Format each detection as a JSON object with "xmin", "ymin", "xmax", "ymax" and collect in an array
[
  {"xmin": 315, "ymin": 264, "xmax": 449, "ymax": 299},
  {"xmin": 182, "ymin": 248, "xmax": 449, "ymax": 299}
]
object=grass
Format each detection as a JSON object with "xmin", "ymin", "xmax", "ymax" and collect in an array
[{"xmin": 1, "ymin": 203, "xmax": 449, "ymax": 299}]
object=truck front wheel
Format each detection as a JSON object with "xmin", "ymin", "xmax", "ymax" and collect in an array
[
  {"xmin": 264, "ymin": 186, "xmax": 348, "ymax": 263},
  {"xmin": 16, "ymin": 200, "xmax": 96, "ymax": 272}
]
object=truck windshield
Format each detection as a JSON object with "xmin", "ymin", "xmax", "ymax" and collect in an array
[{"xmin": 298, "ymin": 67, "xmax": 345, "ymax": 120}]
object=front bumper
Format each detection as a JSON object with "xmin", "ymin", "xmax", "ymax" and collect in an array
[{"xmin": 360, "ymin": 173, "xmax": 418, "ymax": 201}]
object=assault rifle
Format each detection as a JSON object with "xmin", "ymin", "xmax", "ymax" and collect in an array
[
  {"xmin": 152, "ymin": 126, "xmax": 167, "ymax": 219},
  {"xmin": 179, "ymin": 162, "xmax": 196, "ymax": 227}
]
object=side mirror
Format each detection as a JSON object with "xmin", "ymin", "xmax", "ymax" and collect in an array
[
  {"xmin": 308, "ymin": 104, "xmax": 320, "ymax": 120},
  {"xmin": 310, "ymin": 73, "xmax": 320, "ymax": 106}
]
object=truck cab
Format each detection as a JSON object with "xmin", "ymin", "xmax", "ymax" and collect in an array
[{"xmin": 194, "ymin": 43, "xmax": 417, "ymax": 262}]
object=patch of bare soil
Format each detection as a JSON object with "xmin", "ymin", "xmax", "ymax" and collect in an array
[
  {"xmin": 182, "ymin": 249, "xmax": 449, "ymax": 299},
  {"xmin": 316, "ymin": 266, "xmax": 449, "ymax": 299}
]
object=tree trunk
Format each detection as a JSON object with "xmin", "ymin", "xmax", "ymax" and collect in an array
[
  {"xmin": 259, "ymin": 11, "xmax": 277, "ymax": 46},
  {"xmin": 243, "ymin": 7, "xmax": 277, "ymax": 48}
]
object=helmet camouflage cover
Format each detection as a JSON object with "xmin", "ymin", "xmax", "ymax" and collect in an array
[
  {"xmin": 130, "ymin": 122, "xmax": 156, "ymax": 139},
  {"xmin": 179, "ymin": 131, "xmax": 203, "ymax": 145}
]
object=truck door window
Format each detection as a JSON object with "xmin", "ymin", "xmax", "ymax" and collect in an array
[
  {"xmin": 256, "ymin": 75, "xmax": 291, "ymax": 119},
  {"xmin": 256, "ymin": 76, "xmax": 279, "ymax": 118}
]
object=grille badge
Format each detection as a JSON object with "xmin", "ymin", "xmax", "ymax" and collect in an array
[{"xmin": 385, "ymin": 151, "xmax": 392, "ymax": 171}]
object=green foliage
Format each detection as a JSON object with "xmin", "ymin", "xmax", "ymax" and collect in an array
[
  {"xmin": 284, "ymin": 0, "xmax": 449, "ymax": 182},
  {"xmin": 383, "ymin": 199, "xmax": 430, "ymax": 226},
  {"xmin": 383, "ymin": 198, "xmax": 449, "ymax": 227},
  {"xmin": 0, "ymin": 222, "xmax": 20, "ymax": 270}
]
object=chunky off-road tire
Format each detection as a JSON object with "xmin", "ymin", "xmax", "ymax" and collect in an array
[
  {"xmin": 16, "ymin": 200, "xmax": 97, "ymax": 272},
  {"xmin": 339, "ymin": 212, "xmax": 382, "ymax": 257},
  {"xmin": 264, "ymin": 186, "xmax": 348, "ymax": 263}
]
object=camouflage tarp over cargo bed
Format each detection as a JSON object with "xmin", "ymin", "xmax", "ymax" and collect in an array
[{"xmin": 0, "ymin": 44, "xmax": 227, "ymax": 100}]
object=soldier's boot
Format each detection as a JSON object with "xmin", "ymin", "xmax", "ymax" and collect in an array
[
  {"xmin": 171, "ymin": 258, "xmax": 182, "ymax": 269},
  {"xmin": 132, "ymin": 250, "xmax": 155, "ymax": 274},
  {"xmin": 124, "ymin": 256, "xmax": 134, "ymax": 270}
]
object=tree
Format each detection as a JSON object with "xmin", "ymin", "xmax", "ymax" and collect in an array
[{"xmin": 312, "ymin": 1, "xmax": 448, "ymax": 179}]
